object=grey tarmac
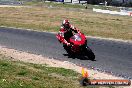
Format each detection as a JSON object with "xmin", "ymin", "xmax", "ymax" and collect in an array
[{"xmin": 0, "ymin": 27, "xmax": 132, "ymax": 79}]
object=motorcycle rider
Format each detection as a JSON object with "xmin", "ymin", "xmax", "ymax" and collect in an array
[
  {"xmin": 57, "ymin": 19, "xmax": 81, "ymax": 54},
  {"xmin": 56, "ymin": 20, "xmax": 95, "ymax": 60}
]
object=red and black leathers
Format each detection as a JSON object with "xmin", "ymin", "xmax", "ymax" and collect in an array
[{"xmin": 57, "ymin": 24, "xmax": 80, "ymax": 46}]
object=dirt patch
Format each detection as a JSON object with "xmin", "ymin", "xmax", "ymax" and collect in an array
[{"xmin": 0, "ymin": 45, "xmax": 131, "ymax": 88}]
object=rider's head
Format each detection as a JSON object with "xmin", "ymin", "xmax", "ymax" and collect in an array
[{"xmin": 62, "ymin": 19, "xmax": 70, "ymax": 29}]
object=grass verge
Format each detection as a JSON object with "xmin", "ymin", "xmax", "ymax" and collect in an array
[
  {"xmin": 0, "ymin": 2, "xmax": 132, "ymax": 40},
  {"xmin": 0, "ymin": 51, "xmax": 117, "ymax": 88},
  {"xmin": 24, "ymin": 1, "xmax": 120, "ymax": 11},
  {"xmin": 0, "ymin": 54, "xmax": 83, "ymax": 88}
]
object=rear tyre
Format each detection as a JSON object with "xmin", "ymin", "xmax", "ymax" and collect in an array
[{"xmin": 85, "ymin": 46, "xmax": 95, "ymax": 61}]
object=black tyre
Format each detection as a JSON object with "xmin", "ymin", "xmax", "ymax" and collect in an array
[
  {"xmin": 85, "ymin": 46, "xmax": 95, "ymax": 60},
  {"xmin": 63, "ymin": 44, "xmax": 73, "ymax": 55}
]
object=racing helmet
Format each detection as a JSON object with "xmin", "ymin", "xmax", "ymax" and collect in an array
[{"xmin": 62, "ymin": 19, "xmax": 70, "ymax": 29}]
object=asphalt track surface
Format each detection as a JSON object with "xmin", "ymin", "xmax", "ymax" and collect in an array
[{"xmin": 0, "ymin": 27, "xmax": 132, "ymax": 79}]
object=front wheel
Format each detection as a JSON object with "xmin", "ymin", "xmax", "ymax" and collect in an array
[
  {"xmin": 85, "ymin": 46, "xmax": 95, "ymax": 61},
  {"xmin": 63, "ymin": 44, "xmax": 73, "ymax": 55}
]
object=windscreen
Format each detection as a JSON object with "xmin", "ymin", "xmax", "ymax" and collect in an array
[{"xmin": 71, "ymin": 34, "xmax": 82, "ymax": 41}]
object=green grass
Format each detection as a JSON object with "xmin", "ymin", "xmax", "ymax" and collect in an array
[
  {"xmin": 0, "ymin": 54, "xmax": 104, "ymax": 88},
  {"xmin": 0, "ymin": 55, "xmax": 82, "ymax": 88},
  {"xmin": 0, "ymin": 53, "xmax": 116, "ymax": 88}
]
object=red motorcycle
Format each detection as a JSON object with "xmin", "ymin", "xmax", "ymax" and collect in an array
[{"xmin": 56, "ymin": 32, "xmax": 95, "ymax": 60}]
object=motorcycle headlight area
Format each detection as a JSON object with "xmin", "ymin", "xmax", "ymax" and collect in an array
[{"xmin": 71, "ymin": 35, "xmax": 82, "ymax": 41}]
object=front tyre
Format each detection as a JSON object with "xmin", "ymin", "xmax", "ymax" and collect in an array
[
  {"xmin": 85, "ymin": 46, "xmax": 95, "ymax": 61},
  {"xmin": 63, "ymin": 44, "xmax": 73, "ymax": 55}
]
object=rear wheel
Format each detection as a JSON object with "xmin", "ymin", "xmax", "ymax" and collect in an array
[{"xmin": 85, "ymin": 46, "xmax": 95, "ymax": 61}]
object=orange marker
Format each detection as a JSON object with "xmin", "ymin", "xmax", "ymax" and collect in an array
[{"xmin": 82, "ymin": 67, "xmax": 89, "ymax": 78}]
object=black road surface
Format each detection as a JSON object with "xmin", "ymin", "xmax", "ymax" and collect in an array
[{"xmin": 0, "ymin": 27, "xmax": 132, "ymax": 79}]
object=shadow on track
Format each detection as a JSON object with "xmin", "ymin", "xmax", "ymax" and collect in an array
[{"xmin": 63, "ymin": 54, "xmax": 96, "ymax": 61}]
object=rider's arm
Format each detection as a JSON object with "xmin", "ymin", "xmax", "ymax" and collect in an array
[
  {"xmin": 70, "ymin": 25, "xmax": 81, "ymax": 33},
  {"xmin": 57, "ymin": 28, "xmax": 70, "ymax": 45}
]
